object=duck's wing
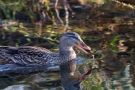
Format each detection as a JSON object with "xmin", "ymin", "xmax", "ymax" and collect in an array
[{"xmin": 0, "ymin": 46, "xmax": 52, "ymax": 66}]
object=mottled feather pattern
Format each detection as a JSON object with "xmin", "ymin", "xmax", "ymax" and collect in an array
[
  {"xmin": 0, "ymin": 46, "xmax": 76, "ymax": 66},
  {"xmin": 0, "ymin": 32, "xmax": 83, "ymax": 66},
  {"xmin": 0, "ymin": 46, "xmax": 58, "ymax": 66}
]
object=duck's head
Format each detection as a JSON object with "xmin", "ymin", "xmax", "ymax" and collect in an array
[{"xmin": 60, "ymin": 32, "xmax": 94, "ymax": 56}]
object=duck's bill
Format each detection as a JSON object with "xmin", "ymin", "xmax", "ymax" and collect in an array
[{"xmin": 77, "ymin": 41, "xmax": 94, "ymax": 56}]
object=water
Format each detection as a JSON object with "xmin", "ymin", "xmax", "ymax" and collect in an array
[{"xmin": 0, "ymin": 0, "xmax": 135, "ymax": 90}]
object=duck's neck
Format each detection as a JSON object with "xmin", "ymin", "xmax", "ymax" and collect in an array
[
  {"xmin": 59, "ymin": 45, "xmax": 76, "ymax": 63},
  {"xmin": 46, "ymin": 45, "xmax": 76, "ymax": 66}
]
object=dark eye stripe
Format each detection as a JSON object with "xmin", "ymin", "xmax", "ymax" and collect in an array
[
  {"xmin": 73, "ymin": 36, "xmax": 79, "ymax": 40},
  {"xmin": 66, "ymin": 35, "xmax": 79, "ymax": 40}
]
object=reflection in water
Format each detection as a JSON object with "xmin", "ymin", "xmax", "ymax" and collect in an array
[
  {"xmin": 1, "ymin": 57, "xmax": 97, "ymax": 90},
  {"xmin": 99, "ymin": 49, "xmax": 125, "ymax": 78},
  {"xmin": 60, "ymin": 61, "xmax": 82, "ymax": 90},
  {"xmin": 130, "ymin": 52, "xmax": 135, "ymax": 89},
  {"xmin": 98, "ymin": 43, "xmax": 135, "ymax": 90},
  {"xmin": 60, "ymin": 60, "xmax": 97, "ymax": 90}
]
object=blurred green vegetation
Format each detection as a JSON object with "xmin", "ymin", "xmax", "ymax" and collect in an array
[{"xmin": 0, "ymin": 0, "xmax": 135, "ymax": 90}]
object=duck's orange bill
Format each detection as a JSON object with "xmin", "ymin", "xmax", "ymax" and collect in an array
[{"xmin": 77, "ymin": 41, "xmax": 94, "ymax": 56}]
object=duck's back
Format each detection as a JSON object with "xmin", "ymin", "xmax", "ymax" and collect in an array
[{"xmin": 0, "ymin": 46, "xmax": 53, "ymax": 66}]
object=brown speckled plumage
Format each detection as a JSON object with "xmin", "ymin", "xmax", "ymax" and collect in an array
[{"xmin": 0, "ymin": 32, "xmax": 92, "ymax": 66}]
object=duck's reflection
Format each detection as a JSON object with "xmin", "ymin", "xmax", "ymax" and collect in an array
[
  {"xmin": 60, "ymin": 60, "xmax": 97, "ymax": 90},
  {"xmin": 60, "ymin": 61, "xmax": 82, "ymax": 90},
  {"xmin": 0, "ymin": 58, "xmax": 97, "ymax": 90},
  {"xmin": 25, "ymin": 59, "xmax": 97, "ymax": 90}
]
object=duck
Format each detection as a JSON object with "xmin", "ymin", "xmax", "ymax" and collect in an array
[{"xmin": 0, "ymin": 32, "xmax": 94, "ymax": 66}]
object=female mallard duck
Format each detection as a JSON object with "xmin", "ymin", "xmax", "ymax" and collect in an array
[{"xmin": 0, "ymin": 32, "xmax": 94, "ymax": 66}]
